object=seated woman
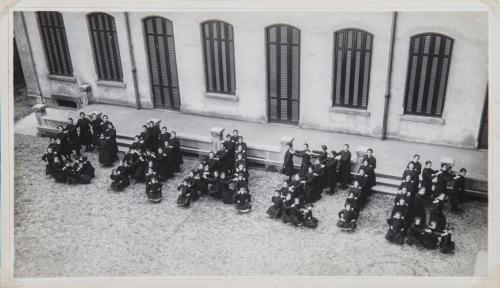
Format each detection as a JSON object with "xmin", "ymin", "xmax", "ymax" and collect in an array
[
  {"xmin": 302, "ymin": 203, "xmax": 319, "ymax": 229},
  {"xmin": 344, "ymin": 191, "xmax": 359, "ymax": 216},
  {"xmin": 219, "ymin": 172, "xmax": 234, "ymax": 204},
  {"xmin": 266, "ymin": 190, "xmax": 283, "ymax": 219},
  {"xmin": 406, "ymin": 216, "xmax": 425, "ymax": 246},
  {"xmin": 177, "ymin": 179, "xmax": 193, "ymax": 208},
  {"xmin": 64, "ymin": 160, "xmax": 80, "ymax": 185},
  {"xmin": 385, "ymin": 211, "xmax": 406, "ymax": 245},
  {"xmin": 289, "ymin": 198, "xmax": 305, "ymax": 226},
  {"xmin": 337, "ymin": 203, "xmax": 357, "ymax": 231},
  {"xmin": 146, "ymin": 176, "xmax": 163, "ymax": 203},
  {"xmin": 281, "ymin": 193, "xmax": 294, "ymax": 223},
  {"xmin": 79, "ymin": 156, "xmax": 95, "ymax": 184},
  {"xmin": 50, "ymin": 157, "xmax": 66, "ymax": 183},
  {"xmin": 420, "ymin": 220, "xmax": 455, "ymax": 253},
  {"xmin": 110, "ymin": 167, "xmax": 130, "ymax": 192},
  {"xmin": 42, "ymin": 147, "xmax": 61, "ymax": 176},
  {"xmin": 204, "ymin": 170, "xmax": 222, "ymax": 199},
  {"xmin": 234, "ymin": 187, "xmax": 252, "ymax": 213}
]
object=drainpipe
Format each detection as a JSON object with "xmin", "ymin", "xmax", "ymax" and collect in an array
[
  {"xmin": 21, "ymin": 12, "xmax": 44, "ymax": 104},
  {"xmin": 381, "ymin": 11, "xmax": 397, "ymax": 140},
  {"xmin": 124, "ymin": 12, "xmax": 141, "ymax": 109}
]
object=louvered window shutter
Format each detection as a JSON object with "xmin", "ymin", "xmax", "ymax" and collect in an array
[
  {"xmin": 266, "ymin": 24, "xmax": 300, "ymax": 124},
  {"xmin": 88, "ymin": 13, "xmax": 123, "ymax": 81},
  {"xmin": 201, "ymin": 21, "xmax": 236, "ymax": 94},
  {"xmin": 404, "ymin": 33, "xmax": 453, "ymax": 117},
  {"xmin": 332, "ymin": 28, "xmax": 373, "ymax": 109},
  {"xmin": 37, "ymin": 11, "xmax": 73, "ymax": 76},
  {"xmin": 144, "ymin": 17, "xmax": 181, "ymax": 109}
]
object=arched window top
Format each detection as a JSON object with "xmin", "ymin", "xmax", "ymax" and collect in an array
[
  {"xmin": 87, "ymin": 12, "xmax": 113, "ymax": 17},
  {"xmin": 266, "ymin": 24, "xmax": 300, "ymax": 46},
  {"xmin": 143, "ymin": 16, "xmax": 174, "ymax": 36},
  {"xmin": 266, "ymin": 23, "xmax": 300, "ymax": 31},
  {"xmin": 411, "ymin": 32, "xmax": 454, "ymax": 41},
  {"xmin": 201, "ymin": 19, "xmax": 232, "ymax": 26},
  {"xmin": 87, "ymin": 12, "xmax": 117, "ymax": 31},
  {"xmin": 335, "ymin": 27, "xmax": 373, "ymax": 36},
  {"xmin": 143, "ymin": 16, "xmax": 173, "ymax": 25}
]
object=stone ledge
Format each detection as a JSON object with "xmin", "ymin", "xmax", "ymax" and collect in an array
[
  {"xmin": 330, "ymin": 106, "xmax": 370, "ymax": 117},
  {"xmin": 96, "ymin": 80, "xmax": 127, "ymax": 88},
  {"xmin": 399, "ymin": 114, "xmax": 445, "ymax": 125},
  {"xmin": 205, "ymin": 92, "xmax": 238, "ymax": 102},
  {"xmin": 47, "ymin": 75, "xmax": 77, "ymax": 83}
]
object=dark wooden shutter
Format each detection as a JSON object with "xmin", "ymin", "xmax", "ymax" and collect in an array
[
  {"xmin": 37, "ymin": 11, "xmax": 73, "ymax": 76},
  {"xmin": 332, "ymin": 28, "xmax": 372, "ymax": 109},
  {"xmin": 201, "ymin": 20, "xmax": 235, "ymax": 94},
  {"xmin": 88, "ymin": 13, "xmax": 123, "ymax": 81},
  {"xmin": 404, "ymin": 33, "xmax": 453, "ymax": 117},
  {"xmin": 267, "ymin": 24, "xmax": 300, "ymax": 124},
  {"xmin": 144, "ymin": 17, "xmax": 181, "ymax": 109}
]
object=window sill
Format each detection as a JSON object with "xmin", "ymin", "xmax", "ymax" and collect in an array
[
  {"xmin": 48, "ymin": 75, "xmax": 76, "ymax": 83},
  {"xmin": 205, "ymin": 92, "xmax": 238, "ymax": 102},
  {"xmin": 330, "ymin": 106, "xmax": 370, "ymax": 117},
  {"xmin": 96, "ymin": 80, "xmax": 127, "ymax": 88},
  {"xmin": 400, "ymin": 114, "xmax": 445, "ymax": 125}
]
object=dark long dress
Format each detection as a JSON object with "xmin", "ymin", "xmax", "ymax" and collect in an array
[
  {"xmin": 156, "ymin": 152, "xmax": 171, "ymax": 180},
  {"xmin": 90, "ymin": 118, "xmax": 102, "ymax": 147},
  {"xmin": 80, "ymin": 161, "xmax": 95, "ymax": 184},
  {"xmin": 65, "ymin": 124, "xmax": 81, "ymax": 153},
  {"xmin": 422, "ymin": 168, "xmax": 438, "ymax": 197},
  {"xmin": 385, "ymin": 217, "xmax": 406, "ymax": 245},
  {"xmin": 76, "ymin": 118, "xmax": 92, "ymax": 146},
  {"xmin": 325, "ymin": 157, "xmax": 339, "ymax": 194},
  {"xmin": 294, "ymin": 150, "xmax": 312, "ymax": 177},
  {"xmin": 235, "ymin": 193, "xmax": 251, "ymax": 211},
  {"xmin": 105, "ymin": 128, "xmax": 118, "ymax": 163},
  {"xmin": 110, "ymin": 170, "xmax": 130, "ymax": 192},
  {"xmin": 56, "ymin": 131, "xmax": 72, "ymax": 157},
  {"xmin": 220, "ymin": 178, "xmax": 234, "ymax": 204},
  {"xmin": 146, "ymin": 182, "xmax": 163, "ymax": 203},
  {"xmin": 303, "ymin": 210, "xmax": 318, "ymax": 228},
  {"xmin": 177, "ymin": 184, "xmax": 192, "ymax": 207},
  {"xmin": 266, "ymin": 195, "xmax": 283, "ymax": 218},
  {"xmin": 42, "ymin": 152, "xmax": 59, "ymax": 175},
  {"xmin": 281, "ymin": 149, "xmax": 295, "ymax": 177},
  {"xmin": 169, "ymin": 137, "xmax": 183, "ymax": 171},
  {"xmin": 98, "ymin": 137, "xmax": 112, "ymax": 166},
  {"xmin": 338, "ymin": 150, "xmax": 352, "ymax": 187}
]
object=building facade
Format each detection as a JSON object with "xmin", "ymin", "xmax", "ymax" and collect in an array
[{"xmin": 14, "ymin": 11, "xmax": 488, "ymax": 149}]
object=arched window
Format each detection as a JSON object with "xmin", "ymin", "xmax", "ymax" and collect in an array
[
  {"xmin": 37, "ymin": 11, "xmax": 73, "ymax": 76},
  {"xmin": 404, "ymin": 33, "xmax": 454, "ymax": 117},
  {"xmin": 143, "ymin": 16, "xmax": 181, "ymax": 110},
  {"xmin": 266, "ymin": 24, "xmax": 300, "ymax": 124},
  {"xmin": 87, "ymin": 13, "xmax": 123, "ymax": 81},
  {"xmin": 201, "ymin": 20, "xmax": 235, "ymax": 94},
  {"xmin": 332, "ymin": 28, "xmax": 373, "ymax": 109}
]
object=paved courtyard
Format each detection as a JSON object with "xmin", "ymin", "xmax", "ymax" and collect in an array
[{"xmin": 14, "ymin": 134, "xmax": 487, "ymax": 277}]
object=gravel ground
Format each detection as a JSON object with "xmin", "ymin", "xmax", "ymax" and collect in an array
[{"xmin": 14, "ymin": 134, "xmax": 488, "ymax": 277}]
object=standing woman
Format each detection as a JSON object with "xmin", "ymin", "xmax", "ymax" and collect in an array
[
  {"xmin": 56, "ymin": 125, "xmax": 72, "ymax": 161},
  {"xmin": 338, "ymin": 144, "xmax": 352, "ymax": 189},
  {"xmin": 169, "ymin": 131, "xmax": 183, "ymax": 172},
  {"xmin": 281, "ymin": 142, "xmax": 295, "ymax": 181},
  {"xmin": 65, "ymin": 118, "xmax": 81, "ymax": 156},
  {"xmin": 76, "ymin": 112, "xmax": 92, "ymax": 152},
  {"xmin": 98, "ymin": 134, "xmax": 112, "ymax": 166},
  {"xmin": 362, "ymin": 148, "xmax": 377, "ymax": 188},
  {"xmin": 105, "ymin": 123, "xmax": 119, "ymax": 163},
  {"xmin": 90, "ymin": 113, "xmax": 102, "ymax": 150},
  {"xmin": 294, "ymin": 143, "xmax": 312, "ymax": 178}
]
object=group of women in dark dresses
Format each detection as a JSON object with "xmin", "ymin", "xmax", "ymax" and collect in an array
[
  {"xmin": 336, "ymin": 148, "xmax": 376, "ymax": 231},
  {"xmin": 268, "ymin": 142, "xmax": 360, "ymax": 228},
  {"xmin": 41, "ymin": 112, "xmax": 104, "ymax": 185},
  {"xmin": 109, "ymin": 121, "xmax": 183, "ymax": 203},
  {"xmin": 385, "ymin": 155, "xmax": 464, "ymax": 254},
  {"xmin": 176, "ymin": 130, "xmax": 252, "ymax": 213}
]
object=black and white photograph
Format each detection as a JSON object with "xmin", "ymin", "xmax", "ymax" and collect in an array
[{"xmin": 2, "ymin": 0, "xmax": 500, "ymax": 287}]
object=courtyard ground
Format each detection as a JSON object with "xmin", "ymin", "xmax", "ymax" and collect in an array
[{"xmin": 14, "ymin": 134, "xmax": 487, "ymax": 277}]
